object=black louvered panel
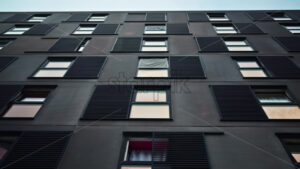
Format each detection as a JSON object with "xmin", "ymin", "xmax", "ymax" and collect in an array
[
  {"xmin": 1, "ymin": 131, "xmax": 71, "ymax": 169},
  {"xmin": 48, "ymin": 38, "xmax": 84, "ymax": 52},
  {"xmin": 64, "ymin": 57, "xmax": 106, "ymax": 79},
  {"xmin": 112, "ymin": 37, "xmax": 141, "ymax": 52},
  {"xmin": 167, "ymin": 24, "xmax": 190, "ymax": 35},
  {"xmin": 4, "ymin": 14, "xmax": 31, "ymax": 22},
  {"xmin": 93, "ymin": 24, "xmax": 119, "ymax": 35},
  {"xmin": 0, "ymin": 57, "xmax": 17, "ymax": 72},
  {"xmin": 211, "ymin": 85, "xmax": 267, "ymax": 121},
  {"xmin": 66, "ymin": 13, "xmax": 90, "ymax": 22},
  {"xmin": 274, "ymin": 37, "xmax": 300, "ymax": 52},
  {"xmin": 196, "ymin": 37, "xmax": 228, "ymax": 52},
  {"xmin": 0, "ymin": 85, "xmax": 23, "ymax": 113},
  {"xmin": 187, "ymin": 13, "xmax": 209, "ymax": 22},
  {"xmin": 146, "ymin": 13, "xmax": 166, "ymax": 22},
  {"xmin": 24, "ymin": 24, "xmax": 56, "ymax": 35},
  {"xmin": 170, "ymin": 56, "xmax": 205, "ymax": 78},
  {"xmin": 234, "ymin": 23, "xmax": 264, "ymax": 34},
  {"xmin": 258, "ymin": 56, "xmax": 300, "ymax": 78},
  {"xmin": 152, "ymin": 133, "xmax": 209, "ymax": 169},
  {"xmin": 82, "ymin": 85, "xmax": 133, "ymax": 120},
  {"xmin": 247, "ymin": 12, "xmax": 273, "ymax": 21}
]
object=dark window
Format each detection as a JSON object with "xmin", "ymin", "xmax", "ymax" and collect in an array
[
  {"xmin": 278, "ymin": 134, "xmax": 300, "ymax": 167},
  {"xmin": 31, "ymin": 56, "xmax": 106, "ymax": 79},
  {"xmin": 166, "ymin": 23, "xmax": 190, "ymax": 34},
  {"xmin": 211, "ymin": 85, "xmax": 300, "ymax": 121},
  {"xmin": 247, "ymin": 12, "xmax": 273, "ymax": 21},
  {"xmin": 0, "ymin": 39, "xmax": 14, "ymax": 51},
  {"xmin": 0, "ymin": 131, "xmax": 71, "ymax": 169},
  {"xmin": 125, "ymin": 13, "xmax": 146, "ymax": 22},
  {"xmin": 112, "ymin": 37, "xmax": 142, "ymax": 53},
  {"xmin": 24, "ymin": 24, "xmax": 56, "ymax": 35},
  {"xmin": 0, "ymin": 85, "xmax": 55, "ymax": 119},
  {"xmin": 274, "ymin": 37, "xmax": 300, "ymax": 52},
  {"xmin": 187, "ymin": 12, "xmax": 209, "ymax": 22},
  {"xmin": 81, "ymin": 85, "xmax": 171, "ymax": 120},
  {"xmin": 0, "ymin": 57, "xmax": 17, "ymax": 72},
  {"xmin": 66, "ymin": 13, "xmax": 91, "ymax": 22},
  {"xmin": 3, "ymin": 14, "xmax": 32, "ymax": 22},
  {"xmin": 146, "ymin": 13, "xmax": 167, "ymax": 22},
  {"xmin": 48, "ymin": 38, "xmax": 90, "ymax": 52},
  {"xmin": 120, "ymin": 132, "xmax": 210, "ymax": 169}
]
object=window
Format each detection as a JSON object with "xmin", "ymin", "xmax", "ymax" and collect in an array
[
  {"xmin": 2, "ymin": 87, "xmax": 52, "ymax": 119},
  {"xmin": 144, "ymin": 25, "xmax": 166, "ymax": 34},
  {"xmin": 0, "ymin": 133, "xmax": 18, "ymax": 161},
  {"xmin": 268, "ymin": 12, "xmax": 292, "ymax": 21},
  {"xmin": 124, "ymin": 138, "xmax": 153, "ymax": 161},
  {"xmin": 236, "ymin": 60, "xmax": 267, "ymax": 78},
  {"xmin": 207, "ymin": 13, "xmax": 229, "ymax": 21},
  {"xmin": 27, "ymin": 14, "xmax": 50, "ymax": 22},
  {"xmin": 282, "ymin": 24, "xmax": 300, "ymax": 34},
  {"xmin": 33, "ymin": 58, "xmax": 73, "ymax": 78},
  {"xmin": 0, "ymin": 39, "xmax": 13, "ymax": 50},
  {"xmin": 253, "ymin": 87, "xmax": 300, "ymax": 119},
  {"xmin": 213, "ymin": 24, "xmax": 237, "ymax": 34},
  {"xmin": 141, "ymin": 39, "xmax": 168, "ymax": 52},
  {"xmin": 88, "ymin": 14, "xmax": 107, "ymax": 22},
  {"xmin": 278, "ymin": 135, "xmax": 300, "ymax": 166},
  {"xmin": 4, "ymin": 25, "xmax": 32, "ymax": 35},
  {"xmin": 137, "ymin": 58, "xmax": 169, "ymax": 78},
  {"xmin": 73, "ymin": 25, "xmax": 96, "ymax": 34},
  {"xmin": 224, "ymin": 38, "xmax": 254, "ymax": 51},
  {"xmin": 130, "ymin": 87, "xmax": 170, "ymax": 119}
]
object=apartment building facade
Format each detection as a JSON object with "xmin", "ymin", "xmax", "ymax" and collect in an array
[{"xmin": 0, "ymin": 10, "xmax": 300, "ymax": 169}]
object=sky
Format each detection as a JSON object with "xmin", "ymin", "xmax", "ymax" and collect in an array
[{"xmin": 0, "ymin": 0, "xmax": 299, "ymax": 12}]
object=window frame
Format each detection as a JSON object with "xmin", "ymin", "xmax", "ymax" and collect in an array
[
  {"xmin": 233, "ymin": 57, "xmax": 269, "ymax": 79},
  {"xmin": 268, "ymin": 12, "xmax": 293, "ymax": 21},
  {"xmin": 30, "ymin": 57, "xmax": 76, "ymax": 79},
  {"xmin": 140, "ymin": 38, "xmax": 168, "ymax": 52},
  {"xmin": 135, "ymin": 57, "xmax": 170, "ymax": 79},
  {"xmin": 223, "ymin": 37, "xmax": 256, "ymax": 52},
  {"xmin": 213, "ymin": 23, "xmax": 238, "ymax": 34},
  {"xmin": 281, "ymin": 23, "xmax": 300, "ymax": 34},
  {"xmin": 72, "ymin": 24, "xmax": 97, "ymax": 35},
  {"xmin": 3, "ymin": 25, "xmax": 32, "ymax": 35},
  {"xmin": 87, "ymin": 13, "xmax": 108, "ymax": 22},
  {"xmin": 27, "ymin": 14, "xmax": 50, "ymax": 22},
  {"xmin": 277, "ymin": 134, "xmax": 300, "ymax": 167},
  {"xmin": 129, "ymin": 86, "xmax": 171, "ymax": 120},
  {"xmin": 0, "ymin": 86, "xmax": 55, "ymax": 119},
  {"xmin": 144, "ymin": 24, "xmax": 167, "ymax": 35}
]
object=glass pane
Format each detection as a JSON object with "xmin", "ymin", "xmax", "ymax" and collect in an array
[
  {"xmin": 73, "ymin": 31, "xmax": 93, "ymax": 34},
  {"xmin": 285, "ymin": 26, "xmax": 300, "ymax": 29},
  {"xmin": 130, "ymin": 104, "xmax": 170, "ymax": 119},
  {"xmin": 21, "ymin": 97, "xmax": 46, "ymax": 102},
  {"xmin": 292, "ymin": 153, "xmax": 300, "ymax": 162},
  {"xmin": 135, "ymin": 90, "xmax": 167, "ymax": 102},
  {"xmin": 145, "ymin": 25, "xmax": 166, "ymax": 31},
  {"xmin": 263, "ymin": 105, "xmax": 300, "ymax": 119},
  {"xmin": 126, "ymin": 140, "xmax": 152, "ymax": 161},
  {"xmin": 0, "ymin": 133, "xmax": 18, "ymax": 160},
  {"xmin": 4, "ymin": 31, "xmax": 24, "ymax": 35},
  {"xmin": 3, "ymin": 104, "xmax": 42, "ymax": 118},
  {"xmin": 143, "ymin": 41, "xmax": 166, "ymax": 46},
  {"xmin": 138, "ymin": 58, "xmax": 169, "ymax": 68},
  {"xmin": 237, "ymin": 61, "xmax": 260, "ymax": 68},
  {"xmin": 290, "ymin": 30, "xmax": 300, "ymax": 34},
  {"xmin": 215, "ymin": 26, "xmax": 234, "ymax": 30},
  {"xmin": 121, "ymin": 166, "xmax": 152, "ymax": 169},
  {"xmin": 34, "ymin": 70, "xmax": 67, "ymax": 77},
  {"xmin": 0, "ymin": 47, "xmax": 3, "ymax": 50},
  {"xmin": 78, "ymin": 27, "xmax": 95, "ymax": 31},
  {"xmin": 227, "ymin": 46, "xmax": 254, "ymax": 51},
  {"xmin": 240, "ymin": 70, "xmax": 267, "ymax": 78},
  {"xmin": 225, "ymin": 41, "xmax": 247, "ymax": 46},
  {"xmin": 273, "ymin": 17, "xmax": 292, "ymax": 21},
  {"xmin": 144, "ymin": 30, "xmax": 166, "ymax": 34},
  {"xmin": 256, "ymin": 93, "xmax": 291, "ymax": 103},
  {"xmin": 216, "ymin": 30, "xmax": 237, "ymax": 34},
  {"xmin": 209, "ymin": 18, "xmax": 229, "ymax": 21},
  {"xmin": 141, "ymin": 47, "xmax": 168, "ymax": 52},
  {"xmin": 45, "ymin": 61, "xmax": 72, "ymax": 68},
  {"xmin": 137, "ymin": 70, "xmax": 168, "ymax": 77},
  {"xmin": 13, "ymin": 27, "xmax": 30, "ymax": 31}
]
